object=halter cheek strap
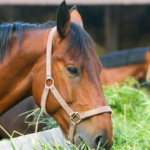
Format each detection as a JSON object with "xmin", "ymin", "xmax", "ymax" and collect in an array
[{"xmin": 40, "ymin": 27, "xmax": 113, "ymax": 143}]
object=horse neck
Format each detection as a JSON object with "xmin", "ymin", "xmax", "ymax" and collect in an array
[
  {"xmin": 101, "ymin": 62, "xmax": 148, "ymax": 85},
  {"xmin": 0, "ymin": 29, "xmax": 50, "ymax": 116}
]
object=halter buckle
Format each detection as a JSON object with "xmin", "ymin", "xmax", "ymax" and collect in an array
[{"xmin": 70, "ymin": 112, "xmax": 81, "ymax": 124}]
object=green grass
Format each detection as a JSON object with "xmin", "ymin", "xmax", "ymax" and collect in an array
[
  {"xmin": 104, "ymin": 77, "xmax": 150, "ymax": 149},
  {"xmin": 0, "ymin": 77, "xmax": 150, "ymax": 149}
]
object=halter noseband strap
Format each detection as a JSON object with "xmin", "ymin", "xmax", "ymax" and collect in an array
[{"xmin": 40, "ymin": 27, "xmax": 113, "ymax": 143}]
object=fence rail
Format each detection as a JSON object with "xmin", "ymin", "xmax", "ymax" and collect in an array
[{"xmin": 0, "ymin": 128, "xmax": 66, "ymax": 150}]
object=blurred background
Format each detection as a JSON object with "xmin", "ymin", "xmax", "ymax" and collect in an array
[{"xmin": 0, "ymin": 0, "xmax": 150, "ymax": 55}]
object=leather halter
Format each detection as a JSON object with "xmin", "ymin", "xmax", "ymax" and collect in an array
[{"xmin": 40, "ymin": 27, "xmax": 113, "ymax": 143}]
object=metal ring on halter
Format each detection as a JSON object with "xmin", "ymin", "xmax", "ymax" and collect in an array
[{"xmin": 45, "ymin": 77, "xmax": 54, "ymax": 89}]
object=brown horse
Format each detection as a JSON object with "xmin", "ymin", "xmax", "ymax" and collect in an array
[
  {"xmin": 0, "ymin": 1, "xmax": 113, "ymax": 149},
  {"xmin": 100, "ymin": 48, "xmax": 150, "ymax": 85}
]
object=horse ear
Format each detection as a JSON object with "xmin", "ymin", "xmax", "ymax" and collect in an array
[
  {"xmin": 57, "ymin": 1, "xmax": 71, "ymax": 37},
  {"xmin": 69, "ymin": 6, "xmax": 83, "ymax": 28}
]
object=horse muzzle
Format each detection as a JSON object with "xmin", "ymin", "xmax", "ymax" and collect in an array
[{"xmin": 73, "ymin": 114, "xmax": 113, "ymax": 149}]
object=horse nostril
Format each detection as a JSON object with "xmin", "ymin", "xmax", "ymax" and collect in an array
[{"xmin": 94, "ymin": 134, "xmax": 103, "ymax": 148}]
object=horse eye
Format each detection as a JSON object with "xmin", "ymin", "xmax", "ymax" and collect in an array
[{"xmin": 67, "ymin": 67, "xmax": 80, "ymax": 76}]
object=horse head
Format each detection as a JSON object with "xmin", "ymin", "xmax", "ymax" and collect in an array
[{"xmin": 26, "ymin": 1, "xmax": 113, "ymax": 149}]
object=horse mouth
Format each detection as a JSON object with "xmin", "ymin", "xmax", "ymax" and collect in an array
[{"xmin": 77, "ymin": 136, "xmax": 111, "ymax": 150}]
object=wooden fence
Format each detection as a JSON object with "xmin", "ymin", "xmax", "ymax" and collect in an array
[{"xmin": 0, "ymin": 128, "xmax": 67, "ymax": 150}]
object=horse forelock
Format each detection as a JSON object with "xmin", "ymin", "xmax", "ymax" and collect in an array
[{"xmin": 64, "ymin": 22, "xmax": 96, "ymax": 63}]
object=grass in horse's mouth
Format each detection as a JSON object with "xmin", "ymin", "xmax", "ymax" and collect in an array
[{"xmin": 78, "ymin": 136, "xmax": 89, "ymax": 149}]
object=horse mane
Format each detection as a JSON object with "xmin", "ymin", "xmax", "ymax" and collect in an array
[
  {"xmin": 0, "ymin": 21, "xmax": 94, "ymax": 62},
  {"xmin": 0, "ymin": 21, "xmax": 56, "ymax": 61},
  {"xmin": 100, "ymin": 47, "xmax": 150, "ymax": 68}
]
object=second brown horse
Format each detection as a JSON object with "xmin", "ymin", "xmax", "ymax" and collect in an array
[{"xmin": 100, "ymin": 48, "xmax": 150, "ymax": 85}]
